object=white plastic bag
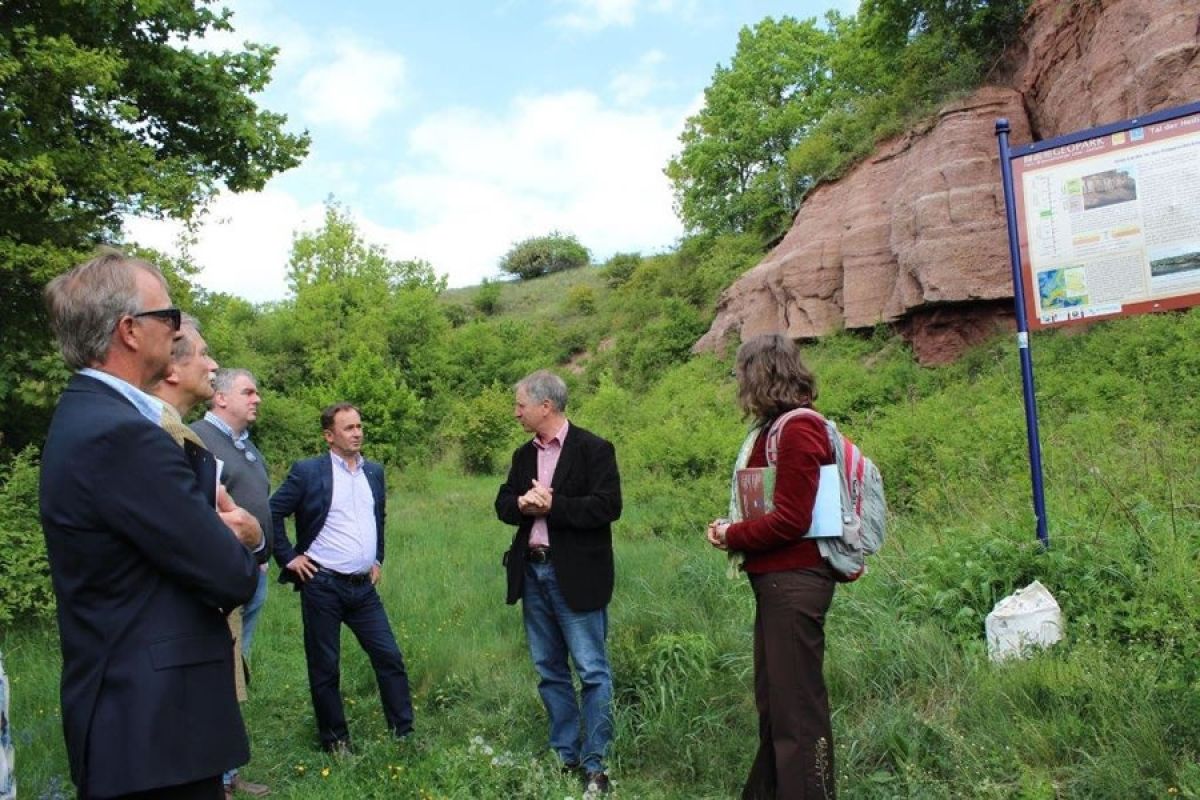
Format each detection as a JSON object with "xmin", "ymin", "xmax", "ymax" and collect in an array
[{"xmin": 985, "ymin": 580, "xmax": 1063, "ymax": 662}]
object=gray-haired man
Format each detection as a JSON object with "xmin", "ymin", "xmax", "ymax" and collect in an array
[{"xmin": 191, "ymin": 368, "xmax": 272, "ymax": 799}]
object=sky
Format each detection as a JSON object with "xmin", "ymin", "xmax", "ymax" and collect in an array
[{"xmin": 125, "ymin": 0, "xmax": 858, "ymax": 302}]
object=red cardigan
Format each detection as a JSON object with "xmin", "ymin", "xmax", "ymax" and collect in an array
[{"xmin": 724, "ymin": 410, "xmax": 832, "ymax": 575}]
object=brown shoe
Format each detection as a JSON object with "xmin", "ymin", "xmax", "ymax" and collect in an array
[{"xmin": 230, "ymin": 775, "xmax": 271, "ymax": 797}]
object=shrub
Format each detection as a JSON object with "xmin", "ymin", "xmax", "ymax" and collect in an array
[
  {"xmin": 0, "ymin": 446, "xmax": 55, "ymax": 625},
  {"xmin": 443, "ymin": 302, "xmax": 471, "ymax": 327},
  {"xmin": 473, "ymin": 279, "xmax": 502, "ymax": 316},
  {"xmin": 498, "ymin": 232, "xmax": 590, "ymax": 280},
  {"xmin": 564, "ymin": 285, "xmax": 596, "ymax": 315},
  {"xmin": 602, "ymin": 252, "xmax": 642, "ymax": 288},
  {"xmin": 449, "ymin": 383, "xmax": 518, "ymax": 474}
]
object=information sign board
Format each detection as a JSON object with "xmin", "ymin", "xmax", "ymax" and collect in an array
[{"xmin": 1010, "ymin": 102, "xmax": 1200, "ymax": 329}]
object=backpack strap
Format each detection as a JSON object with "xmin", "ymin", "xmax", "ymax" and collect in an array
[{"xmin": 765, "ymin": 407, "xmax": 826, "ymax": 466}]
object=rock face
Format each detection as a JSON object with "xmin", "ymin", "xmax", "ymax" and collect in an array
[{"xmin": 696, "ymin": 0, "xmax": 1200, "ymax": 364}]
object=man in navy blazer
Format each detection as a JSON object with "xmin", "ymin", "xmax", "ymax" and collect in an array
[
  {"xmin": 270, "ymin": 403, "xmax": 413, "ymax": 752},
  {"xmin": 40, "ymin": 252, "xmax": 262, "ymax": 800},
  {"xmin": 495, "ymin": 371, "xmax": 622, "ymax": 795}
]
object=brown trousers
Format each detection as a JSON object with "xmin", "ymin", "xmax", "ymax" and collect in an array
[{"xmin": 743, "ymin": 565, "xmax": 837, "ymax": 800}]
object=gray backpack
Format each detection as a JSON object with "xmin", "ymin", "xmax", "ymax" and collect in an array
[{"xmin": 766, "ymin": 408, "xmax": 887, "ymax": 581}]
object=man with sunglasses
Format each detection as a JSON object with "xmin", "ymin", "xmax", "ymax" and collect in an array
[{"xmin": 40, "ymin": 251, "xmax": 262, "ymax": 800}]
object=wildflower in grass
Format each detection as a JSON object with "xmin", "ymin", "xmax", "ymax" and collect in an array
[
  {"xmin": 321, "ymin": 767, "xmax": 330, "ymax": 778},
  {"xmin": 294, "ymin": 764, "xmax": 306, "ymax": 775}
]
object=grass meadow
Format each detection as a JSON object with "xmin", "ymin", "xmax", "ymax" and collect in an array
[{"xmin": 7, "ymin": 308, "xmax": 1200, "ymax": 798}]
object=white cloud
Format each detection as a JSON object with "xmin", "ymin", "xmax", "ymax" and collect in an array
[
  {"xmin": 385, "ymin": 89, "xmax": 687, "ymax": 285},
  {"xmin": 296, "ymin": 37, "xmax": 407, "ymax": 136},
  {"xmin": 126, "ymin": 87, "xmax": 691, "ymax": 299},
  {"xmin": 551, "ymin": 0, "xmax": 640, "ymax": 31},
  {"xmin": 610, "ymin": 49, "xmax": 669, "ymax": 106},
  {"xmin": 124, "ymin": 190, "xmax": 326, "ymax": 303}
]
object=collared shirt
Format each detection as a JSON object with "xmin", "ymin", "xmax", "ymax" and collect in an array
[
  {"xmin": 203, "ymin": 410, "xmax": 248, "ymax": 445},
  {"xmin": 306, "ymin": 452, "xmax": 378, "ymax": 575},
  {"xmin": 528, "ymin": 419, "xmax": 569, "ymax": 548},
  {"xmin": 203, "ymin": 410, "xmax": 259, "ymax": 464},
  {"xmin": 79, "ymin": 368, "xmax": 162, "ymax": 424}
]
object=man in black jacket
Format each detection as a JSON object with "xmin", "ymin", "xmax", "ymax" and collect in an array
[
  {"xmin": 40, "ymin": 251, "xmax": 261, "ymax": 800},
  {"xmin": 495, "ymin": 371, "xmax": 622, "ymax": 796}
]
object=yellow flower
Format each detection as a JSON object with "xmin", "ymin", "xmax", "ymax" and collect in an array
[{"xmin": 321, "ymin": 767, "xmax": 331, "ymax": 778}]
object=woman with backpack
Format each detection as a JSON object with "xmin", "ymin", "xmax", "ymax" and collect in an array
[{"xmin": 707, "ymin": 333, "xmax": 838, "ymax": 800}]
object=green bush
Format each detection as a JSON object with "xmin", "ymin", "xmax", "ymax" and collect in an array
[
  {"xmin": 564, "ymin": 285, "xmax": 596, "ymax": 315},
  {"xmin": 602, "ymin": 252, "xmax": 642, "ymax": 288},
  {"xmin": 473, "ymin": 278, "xmax": 502, "ymax": 316},
  {"xmin": 498, "ymin": 231, "xmax": 590, "ymax": 280},
  {"xmin": 448, "ymin": 383, "xmax": 518, "ymax": 474},
  {"xmin": 0, "ymin": 446, "xmax": 54, "ymax": 625}
]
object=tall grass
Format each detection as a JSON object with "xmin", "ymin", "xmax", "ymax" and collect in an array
[{"xmin": 6, "ymin": 309, "xmax": 1200, "ymax": 797}]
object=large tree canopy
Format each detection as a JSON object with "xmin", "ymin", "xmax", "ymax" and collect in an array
[
  {"xmin": 666, "ymin": 1, "xmax": 1029, "ymax": 241},
  {"xmin": 665, "ymin": 16, "xmax": 836, "ymax": 240},
  {"xmin": 0, "ymin": 0, "xmax": 309, "ymax": 457}
]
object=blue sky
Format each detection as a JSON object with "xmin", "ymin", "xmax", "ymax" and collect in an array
[{"xmin": 127, "ymin": 0, "xmax": 858, "ymax": 301}]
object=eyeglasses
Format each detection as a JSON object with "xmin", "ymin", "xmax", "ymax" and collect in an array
[{"xmin": 133, "ymin": 307, "xmax": 182, "ymax": 332}]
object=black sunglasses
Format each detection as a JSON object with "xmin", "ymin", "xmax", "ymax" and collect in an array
[{"xmin": 133, "ymin": 307, "xmax": 182, "ymax": 332}]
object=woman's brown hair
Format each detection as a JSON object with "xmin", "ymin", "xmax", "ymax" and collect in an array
[{"xmin": 734, "ymin": 333, "xmax": 817, "ymax": 423}]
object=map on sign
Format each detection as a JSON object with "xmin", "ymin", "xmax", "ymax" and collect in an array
[{"xmin": 1010, "ymin": 103, "xmax": 1200, "ymax": 329}]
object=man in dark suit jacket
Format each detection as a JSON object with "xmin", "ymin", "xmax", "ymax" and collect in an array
[
  {"xmin": 495, "ymin": 370, "xmax": 622, "ymax": 795},
  {"xmin": 270, "ymin": 403, "xmax": 414, "ymax": 753},
  {"xmin": 40, "ymin": 252, "xmax": 262, "ymax": 800}
]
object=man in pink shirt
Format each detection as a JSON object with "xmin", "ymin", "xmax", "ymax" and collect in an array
[{"xmin": 495, "ymin": 371, "xmax": 622, "ymax": 796}]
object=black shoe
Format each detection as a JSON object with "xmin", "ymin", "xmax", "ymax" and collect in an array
[
  {"xmin": 584, "ymin": 771, "xmax": 611, "ymax": 796},
  {"xmin": 561, "ymin": 761, "xmax": 583, "ymax": 777}
]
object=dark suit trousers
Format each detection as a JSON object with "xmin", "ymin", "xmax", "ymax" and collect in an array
[
  {"xmin": 300, "ymin": 570, "xmax": 414, "ymax": 746},
  {"xmin": 743, "ymin": 565, "xmax": 836, "ymax": 800}
]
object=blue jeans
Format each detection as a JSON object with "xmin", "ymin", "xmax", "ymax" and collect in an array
[
  {"xmin": 240, "ymin": 566, "xmax": 269, "ymax": 658},
  {"xmin": 300, "ymin": 570, "xmax": 413, "ymax": 747},
  {"xmin": 522, "ymin": 562, "xmax": 613, "ymax": 774}
]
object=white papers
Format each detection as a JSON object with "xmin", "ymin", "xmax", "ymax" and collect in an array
[
  {"xmin": 214, "ymin": 457, "xmax": 225, "ymax": 510},
  {"xmin": 805, "ymin": 463, "xmax": 843, "ymax": 539}
]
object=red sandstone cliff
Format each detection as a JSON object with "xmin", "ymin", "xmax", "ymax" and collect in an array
[{"xmin": 695, "ymin": 0, "xmax": 1200, "ymax": 364}]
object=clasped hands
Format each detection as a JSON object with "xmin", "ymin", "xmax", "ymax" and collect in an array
[
  {"xmin": 517, "ymin": 479, "xmax": 553, "ymax": 517},
  {"xmin": 706, "ymin": 518, "xmax": 730, "ymax": 551}
]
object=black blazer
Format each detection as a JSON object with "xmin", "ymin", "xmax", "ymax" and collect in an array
[
  {"xmin": 39, "ymin": 374, "xmax": 259, "ymax": 798},
  {"xmin": 495, "ymin": 424, "xmax": 622, "ymax": 612},
  {"xmin": 270, "ymin": 453, "xmax": 387, "ymax": 587}
]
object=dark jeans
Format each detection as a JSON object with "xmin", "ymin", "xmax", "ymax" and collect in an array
[
  {"xmin": 743, "ymin": 565, "xmax": 837, "ymax": 800},
  {"xmin": 300, "ymin": 570, "xmax": 413, "ymax": 747}
]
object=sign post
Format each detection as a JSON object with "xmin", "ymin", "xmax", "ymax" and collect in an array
[
  {"xmin": 996, "ymin": 119, "xmax": 1049, "ymax": 548},
  {"xmin": 996, "ymin": 100, "xmax": 1200, "ymax": 547}
]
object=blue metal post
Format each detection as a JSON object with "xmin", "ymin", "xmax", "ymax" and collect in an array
[{"xmin": 996, "ymin": 118, "xmax": 1050, "ymax": 548}]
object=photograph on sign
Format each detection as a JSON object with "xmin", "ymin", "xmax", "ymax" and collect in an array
[{"xmin": 1010, "ymin": 106, "xmax": 1200, "ymax": 329}]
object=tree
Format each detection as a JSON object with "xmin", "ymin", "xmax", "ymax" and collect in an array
[
  {"xmin": 499, "ymin": 231, "xmax": 590, "ymax": 280},
  {"xmin": 243, "ymin": 202, "xmax": 450, "ymax": 464},
  {"xmin": 0, "ymin": 0, "xmax": 309, "ymax": 458},
  {"xmin": 666, "ymin": 2, "xmax": 1028, "ymax": 242},
  {"xmin": 286, "ymin": 202, "xmax": 444, "ymax": 296},
  {"xmin": 665, "ymin": 16, "xmax": 837, "ymax": 239}
]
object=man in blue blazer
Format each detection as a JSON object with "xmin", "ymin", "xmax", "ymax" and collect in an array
[
  {"xmin": 495, "ymin": 371, "xmax": 622, "ymax": 796},
  {"xmin": 270, "ymin": 403, "xmax": 414, "ymax": 752},
  {"xmin": 40, "ymin": 252, "xmax": 262, "ymax": 800}
]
